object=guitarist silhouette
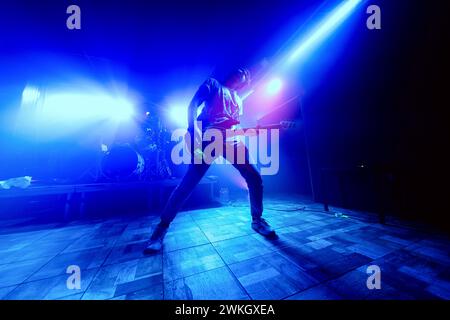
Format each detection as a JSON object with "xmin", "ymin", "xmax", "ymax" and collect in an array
[{"xmin": 145, "ymin": 68, "xmax": 277, "ymax": 253}]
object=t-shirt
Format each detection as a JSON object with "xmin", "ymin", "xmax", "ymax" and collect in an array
[{"xmin": 195, "ymin": 78, "xmax": 243, "ymax": 130}]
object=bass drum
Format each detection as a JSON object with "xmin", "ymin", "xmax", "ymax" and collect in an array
[{"xmin": 101, "ymin": 144, "xmax": 145, "ymax": 180}]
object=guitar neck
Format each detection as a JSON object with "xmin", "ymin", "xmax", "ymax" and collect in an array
[
  {"xmin": 222, "ymin": 123, "xmax": 290, "ymax": 138},
  {"xmin": 240, "ymin": 124, "xmax": 282, "ymax": 131}
]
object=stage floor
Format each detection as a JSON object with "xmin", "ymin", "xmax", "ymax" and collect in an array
[{"xmin": 0, "ymin": 196, "xmax": 449, "ymax": 300}]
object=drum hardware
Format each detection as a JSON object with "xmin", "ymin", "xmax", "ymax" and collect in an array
[
  {"xmin": 99, "ymin": 112, "xmax": 174, "ymax": 181},
  {"xmin": 101, "ymin": 143, "xmax": 145, "ymax": 181}
]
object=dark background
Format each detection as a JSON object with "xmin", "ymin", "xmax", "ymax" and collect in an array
[{"xmin": 0, "ymin": 0, "xmax": 449, "ymax": 229}]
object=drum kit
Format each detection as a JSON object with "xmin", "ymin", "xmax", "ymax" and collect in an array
[{"xmin": 100, "ymin": 112, "xmax": 173, "ymax": 182}]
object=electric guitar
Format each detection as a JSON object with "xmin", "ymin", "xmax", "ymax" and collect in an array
[{"xmin": 184, "ymin": 121, "xmax": 296, "ymax": 156}]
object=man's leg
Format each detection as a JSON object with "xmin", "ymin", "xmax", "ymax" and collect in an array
[
  {"xmin": 228, "ymin": 143, "xmax": 276, "ymax": 238},
  {"xmin": 145, "ymin": 162, "xmax": 210, "ymax": 253},
  {"xmin": 232, "ymin": 161, "xmax": 263, "ymax": 219},
  {"xmin": 161, "ymin": 163, "xmax": 210, "ymax": 225}
]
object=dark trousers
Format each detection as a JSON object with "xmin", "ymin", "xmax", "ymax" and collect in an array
[{"xmin": 160, "ymin": 141, "xmax": 263, "ymax": 226}]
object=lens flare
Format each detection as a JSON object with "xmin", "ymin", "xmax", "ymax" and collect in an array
[{"xmin": 266, "ymin": 78, "xmax": 283, "ymax": 96}]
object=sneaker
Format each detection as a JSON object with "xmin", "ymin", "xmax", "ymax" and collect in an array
[
  {"xmin": 144, "ymin": 223, "xmax": 168, "ymax": 254},
  {"xmin": 251, "ymin": 217, "xmax": 276, "ymax": 238}
]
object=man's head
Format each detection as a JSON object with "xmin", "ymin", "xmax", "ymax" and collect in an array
[{"xmin": 225, "ymin": 68, "xmax": 251, "ymax": 90}]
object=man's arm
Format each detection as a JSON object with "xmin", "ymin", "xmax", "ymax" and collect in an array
[
  {"xmin": 187, "ymin": 79, "xmax": 212, "ymax": 130},
  {"xmin": 187, "ymin": 95, "xmax": 203, "ymax": 130}
]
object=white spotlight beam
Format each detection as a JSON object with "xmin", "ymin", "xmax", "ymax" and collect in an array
[{"xmin": 287, "ymin": 0, "xmax": 364, "ymax": 64}]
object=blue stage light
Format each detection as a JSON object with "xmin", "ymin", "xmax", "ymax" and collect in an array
[
  {"xmin": 168, "ymin": 105, "xmax": 188, "ymax": 127},
  {"xmin": 287, "ymin": 0, "xmax": 363, "ymax": 64},
  {"xmin": 109, "ymin": 97, "xmax": 135, "ymax": 121},
  {"xmin": 42, "ymin": 91, "xmax": 134, "ymax": 123},
  {"xmin": 16, "ymin": 86, "xmax": 138, "ymax": 140}
]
